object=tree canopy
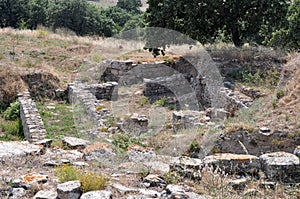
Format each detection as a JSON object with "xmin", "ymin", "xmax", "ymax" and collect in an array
[
  {"xmin": 145, "ymin": 0, "xmax": 291, "ymax": 47},
  {"xmin": 0, "ymin": 0, "xmax": 144, "ymax": 37}
]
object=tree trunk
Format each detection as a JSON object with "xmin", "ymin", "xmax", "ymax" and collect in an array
[{"xmin": 231, "ymin": 28, "xmax": 242, "ymax": 47}]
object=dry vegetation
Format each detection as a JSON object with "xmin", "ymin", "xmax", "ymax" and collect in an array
[{"xmin": 255, "ymin": 53, "xmax": 300, "ymax": 134}]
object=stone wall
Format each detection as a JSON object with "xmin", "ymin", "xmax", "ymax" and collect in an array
[
  {"xmin": 18, "ymin": 92, "xmax": 47, "ymax": 142},
  {"xmin": 212, "ymin": 130, "xmax": 300, "ymax": 156},
  {"xmin": 67, "ymin": 82, "xmax": 119, "ymax": 137},
  {"xmin": 84, "ymin": 82, "xmax": 118, "ymax": 101}
]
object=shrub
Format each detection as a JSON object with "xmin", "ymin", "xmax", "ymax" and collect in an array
[
  {"xmin": 188, "ymin": 140, "xmax": 201, "ymax": 154},
  {"xmin": 3, "ymin": 101, "xmax": 20, "ymax": 120},
  {"xmin": 55, "ymin": 165, "xmax": 109, "ymax": 193},
  {"xmin": 78, "ymin": 171, "xmax": 108, "ymax": 193},
  {"xmin": 55, "ymin": 165, "xmax": 79, "ymax": 183},
  {"xmin": 112, "ymin": 133, "xmax": 144, "ymax": 151},
  {"xmin": 154, "ymin": 97, "xmax": 167, "ymax": 107}
]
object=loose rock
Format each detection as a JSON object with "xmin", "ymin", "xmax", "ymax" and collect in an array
[
  {"xmin": 170, "ymin": 156, "xmax": 202, "ymax": 181},
  {"xmin": 80, "ymin": 190, "xmax": 112, "ymax": 199},
  {"xmin": 13, "ymin": 173, "xmax": 48, "ymax": 189},
  {"xmin": 8, "ymin": 188, "xmax": 26, "ymax": 199},
  {"xmin": 57, "ymin": 180, "xmax": 81, "ymax": 199},
  {"xmin": 33, "ymin": 190, "xmax": 58, "ymax": 199},
  {"xmin": 62, "ymin": 137, "xmax": 90, "ymax": 149},
  {"xmin": 260, "ymin": 152, "xmax": 300, "ymax": 183}
]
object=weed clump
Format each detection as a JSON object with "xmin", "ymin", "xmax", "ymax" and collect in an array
[{"xmin": 112, "ymin": 133, "xmax": 144, "ymax": 152}]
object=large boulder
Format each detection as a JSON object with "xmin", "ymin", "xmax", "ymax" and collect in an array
[
  {"xmin": 203, "ymin": 153, "xmax": 260, "ymax": 177},
  {"xmin": 260, "ymin": 152, "xmax": 300, "ymax": 183}
]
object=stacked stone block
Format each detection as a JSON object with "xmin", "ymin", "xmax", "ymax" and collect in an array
[{"xmin": 18, "ymin": 92, "xmax": 47, "ymax": 142}]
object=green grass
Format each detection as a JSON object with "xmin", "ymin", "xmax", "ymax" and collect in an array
[
  {"xmin": 0, "ymin": 118, "xmax": 24, "ymax": 141},
  {"xmin": 37, "ymin": 102, "xmax": 77, "ymax": 142}
]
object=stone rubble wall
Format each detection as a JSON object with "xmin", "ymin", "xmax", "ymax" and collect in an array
[
  {"xmin": 84, "ymin": 82, "xmax": 118, "ymax": 101},
  {"xmin": 67, "ymin": 82, "xmax": 118, "ymax": 137},
  {"xmin": 102, "ymin": 59, "xmax": 212, "ymax": 110},
  {"xmin": 18, "ymin": 92, "xmax": 47, "ymax": 142},
  {"xmin": 220, "ymin": 87, "xmax": 253, "ymax": 111}
]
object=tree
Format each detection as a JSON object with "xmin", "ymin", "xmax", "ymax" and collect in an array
[
  {"xmin": 270, "ymin": 0, "xmax": 300, "ymax": 50},
  {"xmin": 0, "ymin": 0, "xmax": 29, "ymax": 28},
  {"xmin": 116, "ymin": 0, "xmax": 142, "ymax": 13},
  {"xmin": 104, "ymin": 6, "xmax": 132, "ymax": 27},
  {"xmin": 27, "ymin": 0, "xmax": 49, "ymax": 29},
  {"xmin": 145, "ymin": 0, "xmax": 290, "ymax": 47},
  {"xmin": 47, "ymin": 0, "xmax": 88, "ymax": 35},
  {"xmin": 85, "ymin": 4, "xmax": 115, "ymax": 36}
]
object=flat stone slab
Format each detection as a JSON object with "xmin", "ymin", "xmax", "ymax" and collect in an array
[
  {"xmin": 0, "ymin": 141, "xmax": 43, "ymax": 158},
  {"xmin": 62, "ymin": 137, "xmax": 90, "ymax": 149},
  {"xmin": 34, "ymin": 139, "xmax": 53, "ymax": 148},
  {"xmin": 80, "ymin": 190, "xmax": 112, "ymax": 199},
  {"xmin": 57, "ymin": 180, "xmax": 81, "ymax": 199},
  {"xmin": 13, "ymin": 173, "xmax": 48, "ymax": 189},
  {"xmin": 260, "ymin": 152, "xmax": 300, "ymax": 182},
  {"xmin": 112, "ymin": 183, "xmax": 138, "ymax": 194},
  {"xmin": 33, "ymin": 190, "xmax": 58, "ymax": 199},
  {"xmin": 203, "ymin": 153, "xmax": 260, "ymax": 176}
]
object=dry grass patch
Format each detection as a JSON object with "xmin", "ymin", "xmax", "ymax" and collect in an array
[
  {"xmin": 55, "ymin": 164, "xmax": 109, "ymax": 193},
  {"xmin": 256, "ymin": 53, "xmax": 300, "ymax": 133},
  {"xmin": 224, "ymin": 122, "xmax": 256, "ymax": 134}
]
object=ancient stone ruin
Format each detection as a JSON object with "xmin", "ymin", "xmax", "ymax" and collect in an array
[{"xmin": 18, "ymin": 91, "xmax": 47, "ymax": 142}]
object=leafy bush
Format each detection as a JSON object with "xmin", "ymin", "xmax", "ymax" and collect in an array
[
  {"xmin": 112, "ymin": 133, "xmax": 144, "ymax": 151},
  {"xmin": 188, "ymin": 140, "xmax": 201, "ymax": 154},
  {"xmin": 55, "ymin": 165, "xmax": 109, "ymax": 193},
  {"xmin": 3, "ymin": 101, "xmax": 20, "ymax": 120}
]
